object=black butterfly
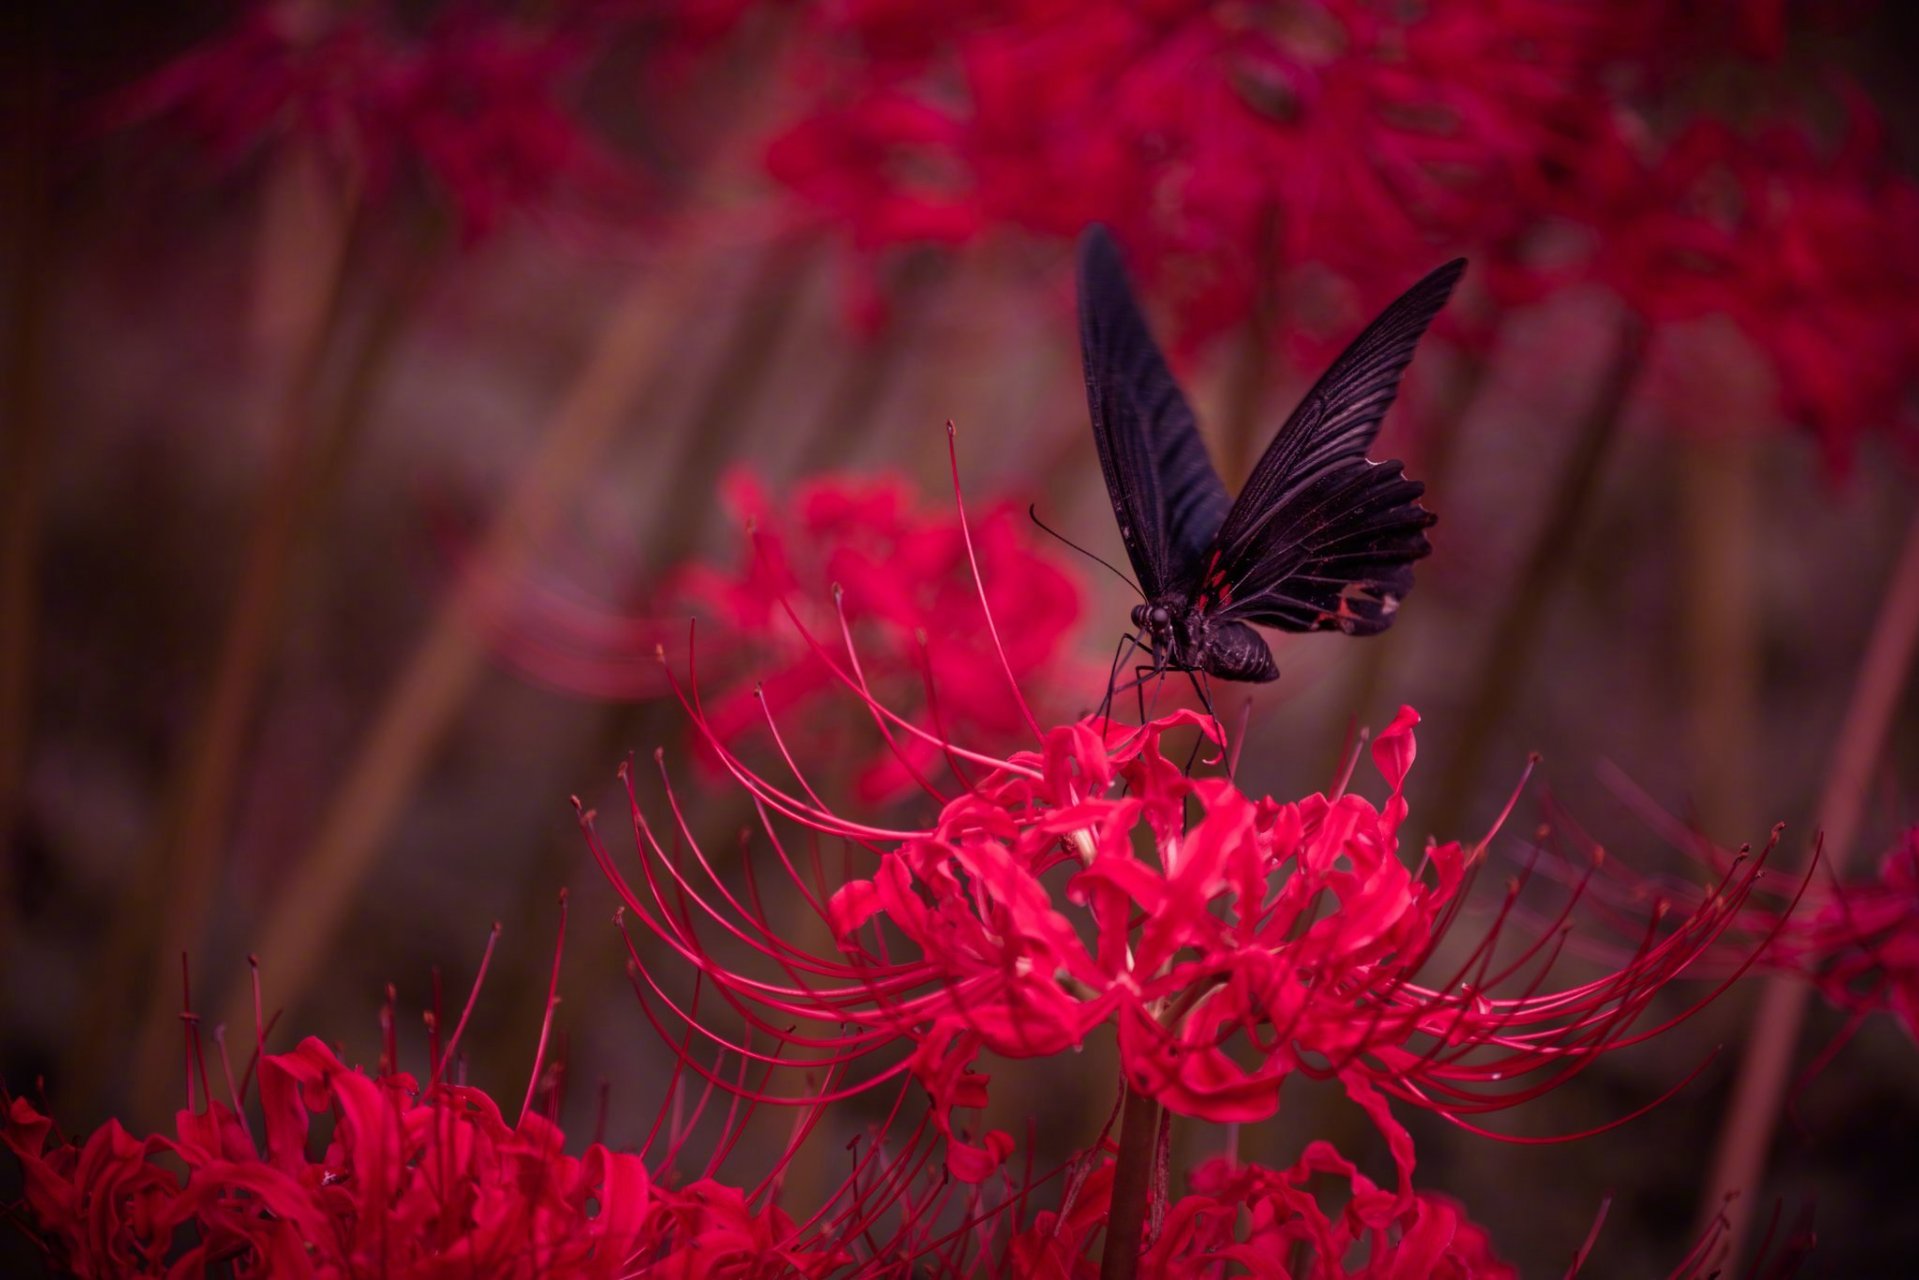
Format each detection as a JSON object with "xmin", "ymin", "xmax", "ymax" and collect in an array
[{"xmin": 1077, "ymin": 226, "xmax": 1462, "ymax": 690}]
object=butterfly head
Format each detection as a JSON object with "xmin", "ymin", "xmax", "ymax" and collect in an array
[{"xmin": 1131, "ymin": 602, "xmax": 1186, "ymax": 668}]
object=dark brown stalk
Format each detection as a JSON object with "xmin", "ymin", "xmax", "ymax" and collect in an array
[
  {"xmin": 1679, "ymin": 432, "xmax": 1762, "ymax": 843},
  {"xmin": 1219, "ymin": 242, "xmax": 1280, "ymax": 490},
  {"xmin": 60, "ymin": 168, "xmax": 363, "ymax": 1118},
  {"xmin": 1425, "ymin": 313, "xmax": 1647, "ymax": 841},
  {"xmin": 124, "ymin": 209, "xmax": 445, "ymax": 1123},
  {"xmin": 1695, "ymin": 508, "xmax": 1919, "ymax": 1260},
  {"xmin": 1098, "ymin": 1081, "xmax": 1163, "ymax": 1280},
  {"xmin": 209, "ymin": 243, "xmax": 751, "ymax": 1043},
  {"xmin": 0, "ymin": 46, "xmax": 51, "ymax": 941}
]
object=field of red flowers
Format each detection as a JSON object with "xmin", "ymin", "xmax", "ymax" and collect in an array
[{"xmin": 3, "ymin": 3, "xmax": 1915, "ymax": 1275}]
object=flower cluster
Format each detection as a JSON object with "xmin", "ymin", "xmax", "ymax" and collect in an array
[
  {"xmin": 3, "ymin": 1034, "xmax": 840, "ymax": 1278},
  {"xmin": 766, "ymin": 0, "xmax": 1613, "ymax": 353},
  {"xmin": 1009, "ymin": 1143, "xmax": 1514, "ymax": 1279},
  {"xmin": 485, "ymin": 469, "xmax": 1086, "ymax": 804},
  {"xmin": 107, "ymin": 1, "xmax": 648, "ymax": 241},
  {"xmin": 588, "ymin": 636, "xmax": 1769, "ymax": 1194}
]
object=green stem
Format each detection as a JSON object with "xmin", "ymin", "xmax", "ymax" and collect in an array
[{"xmin": 1425, "ymin": 313, "xmax": 1647, "ymax": 842}]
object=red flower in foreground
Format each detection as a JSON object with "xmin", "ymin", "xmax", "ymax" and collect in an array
[
  {"xmin": 5, "ymin": 1002, "xmax": 847, "ymax": 1277},
  {"xmin": 586, "ymin": 661, "xmax": 1770, "ymax": 1190},
  {"xmin": 1009, "ymin": 1142, "xmax": 1513, "ymax": 1279},
  {"xmin": 485, "ymin": 469, "xmax": 1087, "ymax": 804}
]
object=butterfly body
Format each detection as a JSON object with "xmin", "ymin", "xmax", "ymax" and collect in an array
[
  {"xmin": 1077, "ymin": 226, "xmax": 1462, "ymax": 688},
  {"xmin": 1130, "ymin": 600, "xmax": 1280, "ymax": 682}
]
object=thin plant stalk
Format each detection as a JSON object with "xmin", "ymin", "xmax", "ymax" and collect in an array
[
  {"xmin": 1425, "ymin": 313, "xmax": 1648, "ymax": 841},
  {"xmin": 0, "ymin": 50, "xmax": 52, "ymax": 942},
  {"xmin": 1695, "ymin": 507, "xmax": 1919, "ymax": 1259},
  {"xmin": 61, "ymin": 160, "xmax": 361, "ymax": 1118},
  {"xmin": 212, "ymin": 249, "xmax": 726, "ymax": 1043},
  {"xmin": 125, "ymin": 206, "xmax": 446, "ymax": 1122},
  {"xmin": 486, "ymin": 232, "xmax": 830, "ymax": 1076},
  {"xmin": 1679, "ymin": 432, "xmax": 1762, "ymax": 841},
  {"xmin": 1219, "ymin": 217, "xmax": 1281, "ymax": 488}
]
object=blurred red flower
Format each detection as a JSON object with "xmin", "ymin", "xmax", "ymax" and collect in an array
[
  {"xmin": 1502, "ymin": 96, "xmax": 1919, "ymax": 473},
  {"xmin": 765, "ymin": 0, "xmax": 1613, "ymax": 354},
  {"xmin": 107, "ymin": 1, "xmax": 647, "ymax": 242},
  {"xmin": 1761, "ymin": 828, "xmax": 1919, "ymax": 1044},
  {"xmin": 484, "ymin": 469, "xmax": 1088, "ymax": 805}
]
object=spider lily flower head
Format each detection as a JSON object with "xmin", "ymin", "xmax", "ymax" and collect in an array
[
  {"xmin": 579, "ymin": 448, "xmax": 1775, "ymax": 1191},
  {"xmin": 2, "ymin": 931, "xmax": 852, "ymax": 1278},
  {"xmin": 482, "ymin": 468, "xmax": 1087, "ymax": 805},
  {"xmin": 1007, "ymin": 1141, "xmax": 1515, "ymax": 1279},
  {"xmin": 105, "ymin": 1, "xmax": 649, "ymax": 243}
]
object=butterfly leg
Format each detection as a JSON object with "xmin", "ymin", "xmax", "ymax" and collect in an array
[{"xmin": 1099, "ymin": 632, "xmax": 1149, "ymax": 727}]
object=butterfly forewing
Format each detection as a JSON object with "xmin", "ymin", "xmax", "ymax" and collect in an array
[
  {"xmin": 1206, "ymin": 259, "xmax": 1464, "ymax": 634},
  {"xmin": 1077, "ymin": 227, "xmax": 1231, "ymax": 600}
]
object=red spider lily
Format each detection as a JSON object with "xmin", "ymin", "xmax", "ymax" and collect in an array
[
  {"xmin": 481, "ymin": 469, "xmax": 1087, "ymax": 805},
  {"xmin": 763, "ymin": 0, "xmax": 1613, "ymax": 353},
  {"xmin": 2, "ymin": 929, "xmax": 855, "ymax": 1278},
  {"xmin": 4, "ymin": 1038, "xmax": 851, "ymax": 1278},
  {"xmin": 575, "ymin": 447, "xmax": 1779, "ymax": 1192},
  {"xmin": 1500, "ymin": 94, "xmax": 1919, "ymax": 474},
  {"xmin": 1006, "ymin": 1141, "xmax": 1514, "ymax": 1279},
  {"xmin": 587, "ymin": 693, "xmax": 1770, "ymax": 1191},
  {"xmin": 105, "ymin": 1, "xmax": 647, "ymax": 242},
  {"xmin": 1757, "ymin": 828, "xmax": 1919, "ymax": 1046}
]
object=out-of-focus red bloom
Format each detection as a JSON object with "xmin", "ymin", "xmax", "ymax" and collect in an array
[
  {"xmin": 764, "ymin": 0, "xmax": 1610, "ymax": 354},
  {"xmin": 1007, "ymin": 1142, "xmax": 1514, "ymax": 1279},
  {"xmin": 107, "ymin": 1, "xmax": 647, "ymax": 242},
  {"xmin": 485, "ymin": 469, "xmax": 1087, "ymax": 805},
  {"xmin": 4, "ymin": 1035, "xmax": 845, "ymax": 1277},
  {"xmin": 1501, "ymin": 95, "xmax": 1919, "ymax": 474},
  {"xmin": 1762, "ymin": 828, "xmax": 1919, "ymax": 1043}
]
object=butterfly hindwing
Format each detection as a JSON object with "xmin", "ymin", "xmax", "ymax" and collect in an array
[
  {"xmin": 1207, "ymin": 259, "xmax": 1463, "ymax": 634},
  {"xmin": 1077, "ymin": 226, "xmax": 1231, "ymax": 601}
]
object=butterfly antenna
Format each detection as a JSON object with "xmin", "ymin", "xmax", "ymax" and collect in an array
[{"xmin": 1028, "ymin": 505, "xmax": 1145, "ymax": 601}]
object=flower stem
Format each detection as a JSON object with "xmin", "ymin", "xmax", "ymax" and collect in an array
[
  {"xmin": 1695, "ymin": 506, "xmax": 1919, "ymax": 1259},
  {"xmin": 1679, "ymin": 431, "xmax": 1762, "ymax": 842},
  {"xmin": 0, "ymin": 50, "xmax": 51, "ymax": 942},
  {"xmin": 1425, "ymin": 312, "xmax": 1646, "ymax": 840},
  {"xmin": 60, "ymin": 160, "xmax": 362, "ymax": 1119},
  {"xmin": 1099, "ymin": 1082, "xmax": 1162, "ymax": 1280},
  {"xmin": 1220, "ymin": 230, "xmax": 1280, "ymax": 490},
  {"xmin": 210, "ymin": 254, "xmax": 711, "ymax": 1044}
]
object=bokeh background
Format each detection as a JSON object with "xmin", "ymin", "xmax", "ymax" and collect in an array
[{"xmin": 4, "ymin": 1, "xmax": 1917, "ymax": 1274}]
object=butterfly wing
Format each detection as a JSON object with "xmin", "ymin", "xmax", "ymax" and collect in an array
[
  {"xmin": 1205, "ymin": 258, "xmax": 1465, "ymax": 635},
  {"xmin": 1077, "ymin": 226, "xmax": 1230, "ymax": 601}
]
